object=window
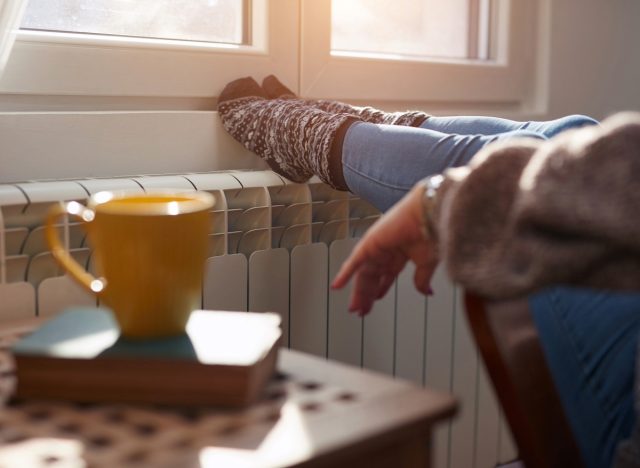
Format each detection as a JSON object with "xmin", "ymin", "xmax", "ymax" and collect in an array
[
  {"xmin": 21, "ymin": 0, "xmax": 248, "ymax": 46},
  {"xmin": 301, "ymin": 0, "xmax": 537, "ymax": 107},
  {"xmin": 1, "ymin": 0, "xmax": 537, "ymax": 107},
  {"xmin": 0, "ymin": 0, "xmax": 298, "ymax": 101},
  {"xmin": 332, "ymin": 0, "xmax": 490, "ymax": 61}
]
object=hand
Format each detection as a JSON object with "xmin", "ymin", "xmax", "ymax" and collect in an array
[{"xmin": 332, "ymin": 184, "xmax": 439, "ymax": 316}]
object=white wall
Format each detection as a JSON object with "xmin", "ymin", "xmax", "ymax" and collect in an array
[{"xmin": 546, "ymin": 0, "xmax": 640, "ymax": 119}]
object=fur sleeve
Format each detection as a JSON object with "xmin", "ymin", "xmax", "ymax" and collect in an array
[{"xmin": 435, "ymin": 112, "xmax": 640, "ymax": 299}]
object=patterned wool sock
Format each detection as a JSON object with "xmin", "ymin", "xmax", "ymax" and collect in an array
[
  {"xmin": 218, "ymin": 77, "xmax": 358, "ymax": 190},
  {"xmin": 262, "ymin": 74, "xmax": 430, "ymax": 127}
]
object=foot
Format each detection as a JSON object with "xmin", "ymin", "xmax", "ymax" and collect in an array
[
  {"xmin": 262, "ymin": 74, "xmax": 296, "ymax": 99},
  {"xmin": 218, "ymin": 76, "xmax": 268, "ymax": 102}
]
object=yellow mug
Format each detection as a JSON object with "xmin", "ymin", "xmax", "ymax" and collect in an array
[{"xmin": 46, "ymin": 191, "xmax": 215, "ymax": 339}]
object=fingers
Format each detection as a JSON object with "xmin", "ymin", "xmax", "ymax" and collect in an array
[
  {"xmin": 340, "ymin": 255, "xmax": 435, "ymax": 316},
  {"xmin": 413, "ymin": 258, "xmax": 438, "ymax": 295},
  {"xmin": 331, "ymin": 238, "xmax": 367, "ymax": 289},
  {"xmin": 344, "ymin": 256, "xmax": 408, "ymax": 316},
  {"xmin": 376, "ymin": 274, "xmax": 396, "ymax": 299},
  {"xmin": 348, "ymin": 262, "xmax": 386, "ymax": 314},
  {"xmin": 332, "ymin": 241, "xmax": 388, "ymax": 290},
  {"xmin": 331, "ymin": 255, "xmax": 361, "ymax": 290}
]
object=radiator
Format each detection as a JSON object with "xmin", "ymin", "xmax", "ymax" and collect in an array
[{"xmin": 0, "ymin": 169, "xmax": 517, "ymax": 468}]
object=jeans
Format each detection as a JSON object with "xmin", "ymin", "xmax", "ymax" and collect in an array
[
  {"xmin": 342, "ymin": 114, "xmax": 598, "ymax": 212},
  {"xmin": 531, "ymin": 288, "xmax": 640, "ymax": 468}
]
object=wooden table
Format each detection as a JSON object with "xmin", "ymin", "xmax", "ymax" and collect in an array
[{"xmin": 0, "ymin": 319, "xmax": 457, "ymax": 467}]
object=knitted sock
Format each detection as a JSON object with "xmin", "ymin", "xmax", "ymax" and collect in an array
[
  {"xmin": 218, "ymin": 77, "xmax": 358, "ymax": 190},
  {"xmin": 262, "ymin": 75, "xmax": 430, "ymax": 127}
]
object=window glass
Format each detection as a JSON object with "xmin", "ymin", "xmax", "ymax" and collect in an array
[
  {"xmin": 21, "ymin": 0, "xmax": 247, "ymax": 45},
  {"xmin": 331, "ymin": 0, "xmax": 489, "ymax": 60}
]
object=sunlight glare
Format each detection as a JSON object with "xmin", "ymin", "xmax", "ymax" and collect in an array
[
  {"xmin": 167, "ymin": 201, "xmax": 180, "ymax": 215},
  {"xmin": 0, "ymin": 438, "xmax": 84, "ymax": 467},
  {"xmin": 50, "ymin": 328, "xmax": 118, "ymax": 358},
  {"xmin": 94, "ymin": 191, "xmax": 114, "ymax": 205},
  {"xmin": 199, "ymin": 402, "xmax": 313, "ymax": 467}
]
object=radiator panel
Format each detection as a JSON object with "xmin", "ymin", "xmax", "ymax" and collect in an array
[
  {"xmin": 328, "ymin": 238, "xmax": 362, "ymax": 367},
  {"xmin": 395, "ymin": 263, "xmax": 427, "ymax": 385},
  {"xmin": 290, "ymin": 243, "xmax": 328, "ymax": 357}
]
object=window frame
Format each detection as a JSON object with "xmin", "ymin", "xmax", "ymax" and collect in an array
[
  {"xmin": 300, "ymin": 0, "xmax": 538, "ymax": 107},
  {"xmin": 0, "ymin": 0, "xmax": 299, "ymax": 98}
]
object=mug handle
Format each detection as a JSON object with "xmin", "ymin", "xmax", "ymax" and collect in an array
[{"xmin": 45, "ymin": 201, "xmax": 105, "ymax": 296}]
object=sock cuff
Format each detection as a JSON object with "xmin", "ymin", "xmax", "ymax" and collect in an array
[{"xmin": 312, "ymin": 113, "xmax": 359, "ymax": 189}]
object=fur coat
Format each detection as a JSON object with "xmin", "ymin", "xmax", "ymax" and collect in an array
[{"xmin": 435, "ymin": 112, "xmax": 640, "ymax": 299}]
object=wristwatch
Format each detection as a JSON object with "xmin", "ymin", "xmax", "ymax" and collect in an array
[{"xmin": 419, "ymin": 174, "xmax": 444, "ymax": 241}]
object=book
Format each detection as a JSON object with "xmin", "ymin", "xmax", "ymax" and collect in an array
[{"xmin": 11, "ymin": 308, "xmax": 281, "ymax": 407}]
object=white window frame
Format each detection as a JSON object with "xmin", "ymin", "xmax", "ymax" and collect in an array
[
  {"xmin": 0, "ymin": 0, "xmax": 298, "ymax": 98},
  {"xmin": 300, "ymin": 0, "xmax": 539, "ymax": 108}
]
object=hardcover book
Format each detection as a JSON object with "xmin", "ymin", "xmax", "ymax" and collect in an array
[{"xmin": 12, "ymin": 308, "xmax": 281, "ymax": 407}]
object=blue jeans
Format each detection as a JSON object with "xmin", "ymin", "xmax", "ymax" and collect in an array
[
  {"xmin": 531, "ymin": 289, "xmax": 640, "ymax": 468},
  {"xmin": 342, "ymin": 114, "xmax": 597, "ymax": 212}
]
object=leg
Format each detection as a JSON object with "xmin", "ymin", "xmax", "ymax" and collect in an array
[
  {"xmin": 262, "ymin": 75, "xmax": 429, "ymax": 127},
  {"xmin": 219, "ymin": 77, "xmax": 547, "ymax": 207},
  {"xmin": 530, "ymin": 288, "xmax": 640, "ymax": 468},
  {"xmin": 420, "ymin": 114, "xmax": 599, "ymax": 138},
  {"xmin": 262, "ymin": 74, "xmax": 596, "ymax": 137},
  {"xmin": 342, "ymin": 122, "xmax": 547, "ymax": 212}
]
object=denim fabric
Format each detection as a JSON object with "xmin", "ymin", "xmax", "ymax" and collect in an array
[
  {"xmin": 420, "ymin": 114, "xmax": 598, "ymax": 138},
  {"xmin": 341, "ymin": 114, "xmax": 597, "ymax": 211},
  {"xmin": 530, "ymin": 288, "xmax": 640, "ymax": 468}
]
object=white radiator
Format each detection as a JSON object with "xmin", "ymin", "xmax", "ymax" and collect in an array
[{"xmin": 0, "ymin": 169, "xmax": 517, "ymax": 468}]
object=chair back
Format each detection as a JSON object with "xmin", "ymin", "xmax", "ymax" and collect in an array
[{"xmin": 464, "ymin": 292, "xmax": 584, "ymax": 468}]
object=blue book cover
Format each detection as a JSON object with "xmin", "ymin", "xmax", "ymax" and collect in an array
[
  {"xmin": 13, "ymin": 307, "xmax": 281, "ymax": 366},
  {"xmin": 11, "ymin": 307, "xmax": 282, "ymax": 406}
]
